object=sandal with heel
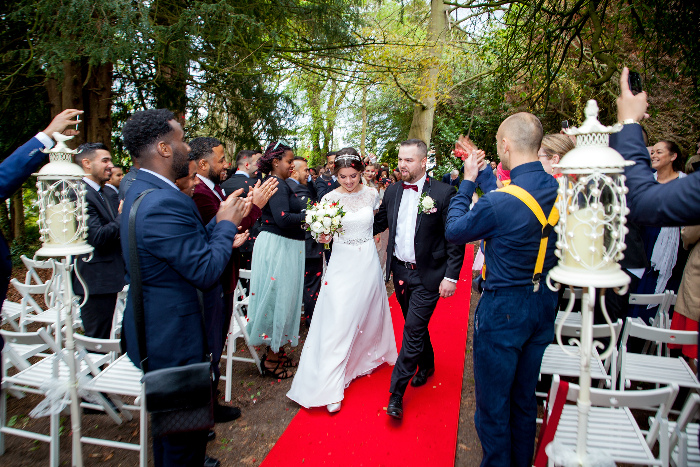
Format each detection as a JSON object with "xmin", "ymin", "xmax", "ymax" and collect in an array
[{"xmin": 261, "ymin": 354, "xmax": 294, "ymax": 379}]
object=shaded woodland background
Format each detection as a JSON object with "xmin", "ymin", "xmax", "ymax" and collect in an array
[{"xmin": 2, "ymin": 0, "xmax": 699, "ymax": 259}]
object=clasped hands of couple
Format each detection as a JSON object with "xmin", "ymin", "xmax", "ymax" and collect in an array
[{"xmin": 216, "ymin": 177, "xmax": 279, "ymax": 247}]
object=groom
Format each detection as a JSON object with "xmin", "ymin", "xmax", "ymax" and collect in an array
[{"xmin": 373, "ymin": 139, "xmax": 465, "ymax": 419}]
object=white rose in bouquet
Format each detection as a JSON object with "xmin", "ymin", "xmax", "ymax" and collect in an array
[
  {"xmin": 323, "ymin": 228, "xmax": 331, "ymax": 235},
  {"xmin": 322, "ymin": 217, "xmax": 332, "ymax": 228},
  {"xmin": 331, "ymin": 216, "xmax": 340, "ymax": 226},
  {"xmin": 305, "ymin": 213, "xmax": 313, "ymax": 225},
  {"xmin": 311, "ymin": 221, "xmax": 324, "ymax": 234},
  {"xmin": 327, "ymin": 207, "xmax": 338, "ymax": 217}
]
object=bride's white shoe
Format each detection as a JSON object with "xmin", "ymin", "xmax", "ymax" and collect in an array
[{"xmin": 326, "ymin": 402, "xmax": 341, "ymax": 413}]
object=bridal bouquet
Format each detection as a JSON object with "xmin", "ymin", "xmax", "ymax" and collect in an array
[{"xmin": 305, "ymin": 200, "xmax": 346, "ymax": 249}]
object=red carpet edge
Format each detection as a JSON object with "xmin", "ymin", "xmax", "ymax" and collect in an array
[{"xmin": 262, "ymin": 245, "xmax": 474, "ymax": 466}]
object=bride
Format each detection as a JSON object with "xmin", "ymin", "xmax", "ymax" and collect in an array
[{"xmin": 287, "ymin": 147, "xmax": 398, "ymax": 413}]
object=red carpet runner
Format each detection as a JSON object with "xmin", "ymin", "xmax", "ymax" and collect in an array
[{"xmin": 262, "ymin": 245, "xmax": 474, "ymax": 466}]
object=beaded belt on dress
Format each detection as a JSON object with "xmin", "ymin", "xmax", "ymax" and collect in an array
[{"xmin": 336, "ymin": 237, "xmax": 373, "ymax": 246}]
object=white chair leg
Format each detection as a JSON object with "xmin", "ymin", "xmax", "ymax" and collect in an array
[
  {"xmin": 49, "ymin": 410, "xmax": 59, "ymax": 467},
  {"xmin": 235, "ymin": 312, "xmax": 261, "ymax": 374},
  {"xmin": 0, "ymin": 384, "xmax": 6, "ymax": 455},
  {"xmin": 140, "ymin": 387, "xmax": 148, "ymax": 467},
  {"xmin": 225, "ymin": 331, "xmax": 234, "ymax": 403}
]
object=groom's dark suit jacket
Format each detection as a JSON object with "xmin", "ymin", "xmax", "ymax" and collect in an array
[{"xmin": 374, "ymin": 175, "xmax": 465, "ymax": 291}]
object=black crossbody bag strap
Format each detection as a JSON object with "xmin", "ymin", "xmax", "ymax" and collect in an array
[{"xmin": 129, "ymin": 189, "xmax": 211, "ymax": 374}]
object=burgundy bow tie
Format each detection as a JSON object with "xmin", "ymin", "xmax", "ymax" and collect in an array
[{"xmin": 402, "ymin": 183, "xmax": 418, "ymax": 192}]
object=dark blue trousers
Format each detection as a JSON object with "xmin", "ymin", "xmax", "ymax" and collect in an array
[
  {"xmin": 153, "ymin": 430, "xmax": 208, "ymax": 467},
  {"xmin": 473, "ymin": 285, "xmax": 557, "ymax": 467}
]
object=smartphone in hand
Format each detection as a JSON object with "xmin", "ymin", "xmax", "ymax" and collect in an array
[{"xmin": 628, "ymin": 71, "xmax": 643, "ymax": 95}]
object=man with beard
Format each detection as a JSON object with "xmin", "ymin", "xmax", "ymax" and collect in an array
[
  {"xmin": 120, "ymin": 110, "xmax": 250, "ymax": 467},
  {"xmin": 189, "ymin": 137, "xmax": 277, "ymax": 426},
  {"xmin": 72, "ymin": 142, "xmax": 125, "ymax": 339}
]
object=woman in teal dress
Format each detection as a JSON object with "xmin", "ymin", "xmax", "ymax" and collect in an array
[{"xmin": 246, "ymin": 142, "xmax": 306, "ymax": 379}]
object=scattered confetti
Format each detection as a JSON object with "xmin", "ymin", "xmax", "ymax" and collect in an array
[
  {"xmin": 398, "ymin": 280, "xmax": 404, "ymax": 286},
  {"xmin": 271, "ymin": 277, "xmax": 276, "ymax": 280},
  {"xmin": 324, "ymin": 281, "xmax": 328, "ymax": 285}
]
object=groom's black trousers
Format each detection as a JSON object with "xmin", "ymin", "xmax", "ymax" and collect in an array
[{"xmin": 390, "ymin": 261, "xmax": 439, "ymax": 395}]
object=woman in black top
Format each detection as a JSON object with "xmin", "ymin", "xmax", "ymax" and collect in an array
[{"xmin": 246, "ymin": 142, "xmax": 305, "ymax": 378}]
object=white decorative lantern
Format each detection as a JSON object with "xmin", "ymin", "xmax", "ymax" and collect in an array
[
  {"xmin": 35, "ymin": 133, "xmax": 92, "ymax": 257},
  {"xmin": 548, "ymin": 100, "xmax": 633, "ymax": 290},
  {"xmin": 546, "ymin": 100, "xmax": 635, "ymax": 466},
  {"xmin": 32, "ymin": 131, "xmax": 92, "ymax": 467}
]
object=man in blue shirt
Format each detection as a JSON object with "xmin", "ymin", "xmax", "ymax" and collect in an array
[{"xmin": 446, "ymin": 113, "xmax": 559, "ymax": 467}]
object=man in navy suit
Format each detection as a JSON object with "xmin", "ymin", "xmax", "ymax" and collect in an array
[
  {"xmin": 1, "ymin": 109, "xmax": 83, "ymax": 382},
  {"xmin": 120, "ymin": 109, "xmax": 249, "ymax": 467},
  {"xmin": 72, "ymin": 142, "xmax": 125, "ymax": 339}
]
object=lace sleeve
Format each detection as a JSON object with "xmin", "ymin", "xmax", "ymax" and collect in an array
[{"xmin": 372, "ymin": 189, "xmax": 381, "ymax": 210}]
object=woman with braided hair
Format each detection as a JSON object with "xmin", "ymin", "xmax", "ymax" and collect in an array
[{"xmin": 246, "ymin": 142, "xmax": 306, "ymax": 379}]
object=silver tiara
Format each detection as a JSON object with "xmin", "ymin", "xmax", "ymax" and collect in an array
[{"xmin": 336, "ymin": 154, "xmax": 361, "ymax": 162}]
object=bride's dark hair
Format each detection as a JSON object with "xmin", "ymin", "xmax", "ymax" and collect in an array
[{"xmin": 334, "ymin": 147, "xmax": 364, "ymax": 174}]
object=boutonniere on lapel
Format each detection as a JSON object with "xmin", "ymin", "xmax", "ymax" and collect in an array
[{"xmin": 418, "ymin": 193, "xmax": 437, "ymax": 214}]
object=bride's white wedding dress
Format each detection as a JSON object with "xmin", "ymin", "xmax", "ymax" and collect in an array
[{"xmin": 287, "ymin": 186, "xmax": 398, "ymax": 408}]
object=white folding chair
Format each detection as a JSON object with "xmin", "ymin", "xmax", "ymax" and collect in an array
[
  {"xmin": 619, "ymin": 318, "xmax": 700, "ymax": 391},
  {"xmin": 74, "ymin": 334, "xmax": 147, "ymax": 466},
  {"xmin": 221, "ymin": 269, "xmax": 262, "ymax": 402},
  {"xmin": 1, "ymin": 329, "xmax": 52, "ymax": 398},
  {"xmin": 630, "ymin": 292, "xmax": 673, "ymax": 329},
  {"xmin": 0, "ymin": 330, "xmax": 112, "ymax": 467},
  {"xmin": 12, "ymin": 278, "xmax": 72, "ymax": 334},
  {"xmin": 544, "ymin": 374, "xmax": 678, "ymax": 466},
  {"xmin": 19, "ymin": 255, "xmax": 56, "ymax": 287},
  {"xmin": 1, "ymin": 300, "xmax": 22, "ymax": 331},
  {"xmin": 110, "ymin": 284, "xmax": 128, "ymax": 340},
  {"xmin": 668, "ymin": 393, "xmax": 700, "ymax": 467},
  {"xmin": 539, "ymin": 319, "xmax": 623, "ymax": 390}
]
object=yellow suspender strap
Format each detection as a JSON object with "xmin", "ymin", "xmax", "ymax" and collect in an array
[{"xmin": 497, "ymin": 185, "xmax": 559, "ymax": 290}]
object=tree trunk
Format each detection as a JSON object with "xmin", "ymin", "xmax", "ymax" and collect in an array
[
  {"xmin": 407, "ymin": 0, "xmax": 447, "ymax": 146},
  {"xmin": 62, "ymin": 60, "xmax": 85, "ymax": 148},
  {"xmin": 10, "ymin": 190, "xmax": 24, "ymax": 240},
  {"xmin": 361, "ymin": 85, "xmax": 368, "ymax": 158},
  {"xmin": 46, "ymin": 77, "xmax": 62, "ymax": 120},
  {"xmin": 152, "ymin": 0, "xmax": 188, "ymax": 123},
  {"xmin": 0, "ymin": 200, "xmax": 11, "ymax": 241},
  {"xmin": 84, "ymin": 62, "xmax": 113, "ymax": 149}
]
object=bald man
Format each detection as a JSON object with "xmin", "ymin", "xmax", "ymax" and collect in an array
[{"xmin": 445, "ymin": 113, "xmax": 559, "ymax": 467}]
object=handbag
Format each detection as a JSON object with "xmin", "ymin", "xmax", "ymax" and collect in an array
[{"xmin": 129, "ymin": 189, "xmax": 215, "ymax": 437}]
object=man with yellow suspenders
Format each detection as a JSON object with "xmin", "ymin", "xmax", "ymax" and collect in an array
[{"xmin": 446, "ymin": 113, "xmax": 560, "ymax": 467}]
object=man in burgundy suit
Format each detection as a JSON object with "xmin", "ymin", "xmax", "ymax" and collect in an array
[{"xmin": 189, "ymin": 137, "xmax": 278, "ymax": 422}]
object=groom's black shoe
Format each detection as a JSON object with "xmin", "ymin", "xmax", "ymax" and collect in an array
[
  {"xmin": 386, "ymin": 394, "xmax": 403, "ymax": 420},
  {"xmin": 410, "ymin": 367, "xmax": 435, "ymax": 387}
]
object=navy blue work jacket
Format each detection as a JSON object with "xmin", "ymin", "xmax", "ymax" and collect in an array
[{"xmin": 445, "ymin": 161, "xmax": 559, "ymax": 290}]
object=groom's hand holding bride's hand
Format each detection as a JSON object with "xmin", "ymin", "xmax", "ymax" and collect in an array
[{"xmin": 439, "ymin": 279, "xmax": 457, "ymax": 298}]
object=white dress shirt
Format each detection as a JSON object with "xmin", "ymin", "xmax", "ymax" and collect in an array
[
  {"xmin": 394, "ymin": 174, "xmax": 426, "ymax": 264},
  {"xmin": 104, "ymin": 183, "xmax": 118, "ymax": 193},
  {"xmin": 34, "ymin": 132, "xmax": 54, "ymax": 150},
  {"xmin": 196, "ymin": 174, "xmax": 222, "ymax": 201}
]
